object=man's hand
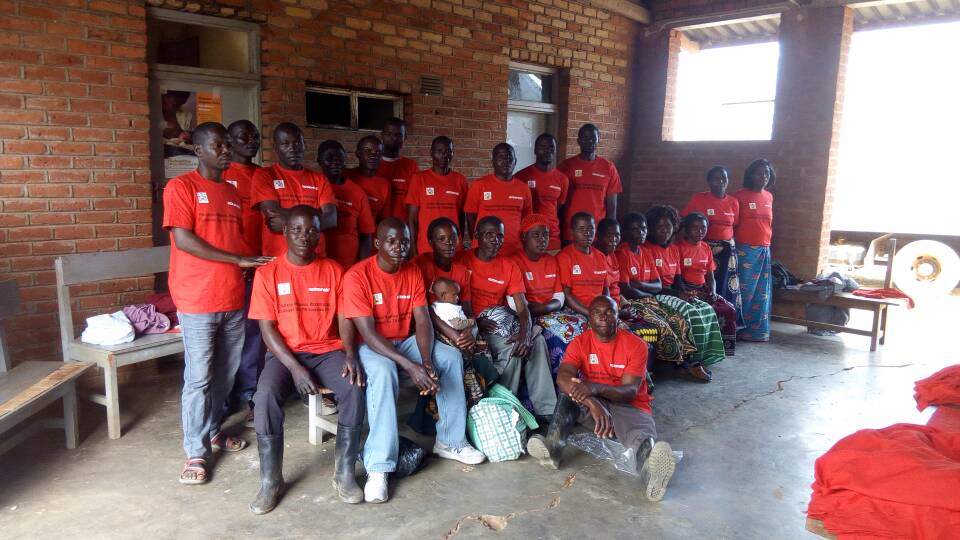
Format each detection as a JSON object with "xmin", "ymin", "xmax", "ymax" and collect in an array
[
  {"xmin": 238, "ymin": 255, "xmax": 274, "ymax": 269},
  {"xmin": 454, "ymin": 329, "xmax": 475, "ymax": 351},
  {"xmin": 585, "ymin": 398, "xmax": 614, "ymax": 438},
  {"xmin": 567, "ymin": 377, "xmax": 593, "ymax": 403},
  {"xmin": 405, "ymin": 362, "xmax": 439, "ymax": 395},
  {"xmin": 506, "ymin": 332, "xmax": 531, "ymax": 358},
  {"xmin": 265, "ymin": 209, "xmax": 285, "ymax": 233},
  {"xmin": 619, "ymin": 304, "xmax": 638, "ymax": 320},
  {"xmin": 477, "ymin": 316, "xmax": 497, "ymax": 334},
  {"xmin": 341, "ymin": 354, "xmax": 365, "ymax": 387},
  {"xmin": 292, "ymin": 364, "xmax": 319, "ymax": 396},
  {"xmin": 462, "ymin": 234, "xmax": 472, "ymax": 250}
]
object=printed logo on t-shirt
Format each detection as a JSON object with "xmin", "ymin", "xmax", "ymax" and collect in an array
[
  {"xmin": 545, "ymin": 273, "xmax": 556, "ymax": 278},
  {"xmin": 572, "ymin": 264, "xmax": 582, "ymax": 275},
  {"xmin": 749, "ymin": 202, "xmax": 758, "ymax": 210},
  {"xmin": 592, "ymin": 172, "xmax": 605, "ymax": 178},
  {"xmin": 655, "ymin": 259, "xmax": 663, "ymax": 267},
  {"xmin": 574, "ymin": 170, "xmax": 583, "ymax": 178},
  {"xmin": 277, "ymin": 282, "xmax": 291, "ymax": 296},
  {"xmin": 445, "ymin": 190, "xmax": 459, "ymax": 196},
  {"xmin": 589, "ymin": 353, "xmax": 599, "ymax": 365},
  {"xmin": 307, "ymin": 287, "xmax": 330, "ymax": 293},
  {"xmin": 196, "ymin": 192, "xmax": 209, "ymax": 204},
  {"xmin": 508, "ymin": 195, "xmax": 524, "ymax": 201},
  {"xmin": 683, "ymin": 257, "xmax": 693, "ymax": 266},
  {"xmin": 373, "ymin": 292, "xmax": 384, "ymax": 305},
  {"xmin": 630, "ymin": 266, "xmax": 638, "ymax": 276},
  {"xmin": 483, "ymin": 192, "xmax": 492, "ymax": 201},
  {"xmin": 706, "ymin": 208, "xmax": 715, "ymax": 216},
  {"xmin": 392, "ymin": 178, "xmax": 406, "ymax": 183},
  {"xmin": 397, "ymin": 294, "xmax": 411, "ymax": 300},
  {"xmin": 527, "ymin": 180, "xmax": 536, "ymax": 189},
  {"xmin": 610, "ymin": 363, "xmax": 625, "ymax": 369},
  {"xmin": 426, "ymin": 187, "xmax": 435, "ymax": 196},
  {"xmin": 337, "ymin": 199, "xmax": 353, "ymax": 206},
  {"xmin": 273, "ymin": 179, "xmax": 285, "ymax": 189},
  {"xmin": 302, "ymin": 184, "xmax": 317, "ymax": 191},
  {"xmin": 227, "ymin": 201, "xmax": 240, "ymax": 209},
  {"xmin": 525, "ymin": 272, "xmax": 534, "ymax": 281},
  {"xmin": 487, "ymin": 277, "xmax": 505, "ymax": 285},
  {"xmin": 549, "ymin": 185, "xmax": 562, "ymax": 191},
  {"xmin": 226, "ymin": 180, "xmax": 238, "ymax": 188}
]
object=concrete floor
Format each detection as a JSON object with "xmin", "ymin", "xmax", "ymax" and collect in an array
[{"xmin": 1, "ymin": 297, "xmax": 954, "ymax": 540}]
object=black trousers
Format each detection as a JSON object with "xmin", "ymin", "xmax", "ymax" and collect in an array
[{"xmin": 253, "ymin": 350, "xmax": 365, "ymax": 436}]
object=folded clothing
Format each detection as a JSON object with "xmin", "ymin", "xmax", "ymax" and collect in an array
[
  {"xmin": 807, "ymin": 423, "xmax": 960, "ymax": 539},
  {"xmin": 915, "ymin": 364, "xmax": 960, "ymax": 411},
  {"xmin": 80, "ymin": 311, "xmax": 135, "ymax": 346},
  {"xmin": 145, "ymin": 292, "xmax": 178, "ymax": 326},
  {"xmin": 121, "ymin": 304, "xmax": 172, "ymax": 336},
  {"xmin": 851, "ymin": 287, "xmax": 915, "ymax": 309}
]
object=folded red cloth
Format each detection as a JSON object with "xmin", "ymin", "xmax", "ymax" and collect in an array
[
  {"xmin": 915, "ymin": 365, "xmax": 960, "ymax": 411},
  {"xmin": 851, "ymin": 287, "xmax": 915, "ymax": 309},
  {"xmin": 145, "ymin": 292, "xmax": 178, "ymax": 326},
  {"xmin": 807, "ymin": 423, "xmax": 960, "ymax": 539},
  {"xmin": 929, "ymin": 407, "xmax": 960, "ymax": 432}
]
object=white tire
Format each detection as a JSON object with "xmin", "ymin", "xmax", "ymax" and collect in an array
[{"xmin": 891, "ymin": 240, "xmax": 960, "ymax": 298}]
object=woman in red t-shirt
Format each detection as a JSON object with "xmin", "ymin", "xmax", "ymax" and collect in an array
[
  {"xmin": 645, "ymin": 205, "xmax": 725, "ymax": 381},
  {"xmin": 675, "ymin": 212, "xmax": 739, "ymax": 354},
  {"xmin": 734, "ymin": 159, "xmax": 776, "ymax": 342}
]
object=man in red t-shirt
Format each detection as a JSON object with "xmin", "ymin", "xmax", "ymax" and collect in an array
[
  {"xmin": 247, "ymin": 206, "xmax": 367, "ymax": 512},
  {"xmin": 514, "ymin": 133, "xmax": 569, "ymax": 252},
  {"xmin": 527, "ymin": 295, "xmax": 677, "ymax": 502},
  {"xmin": 346, "ymin": 135, "xmax": 393, "ymax": 221},
  {"xmin": 342, "ymin": 218, "xmax": 485, "ymax": 503},
  {"xmin": 162, "ymin": 122, "xmax": 274, "ymax": 486},
  {"xmin": 464, "ymin": 143, "xmax": 533, "ymax": 256},
  {"xmin": 559, "ymin": 124, "xmax": 622, "ymax": 242},
  {"xmin": 406, "ymin": 136, "xmax": 468, "ymax": 256},
  {"xmin": 251, "ymin": 123, "xmax": 337, "ymax": 257},
  {"xmin": 318, "ymin": 140, "xmax": 375, "ymax": 267},
  {"xmin": 378, "ymin": 117, "xmax": 420, "ymax": 221}
]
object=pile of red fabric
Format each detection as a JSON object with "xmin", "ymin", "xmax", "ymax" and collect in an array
[
  {"xmin": 851, "ymin": 287, "xmax": 915, "ymax": 309},
  {"xmin": 915, "ymin": 365, "xmax": 960, "ymax": 411}
]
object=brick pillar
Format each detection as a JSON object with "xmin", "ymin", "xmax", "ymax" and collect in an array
[{"xmin": 771, "ymin": 6, "xmax": 853, "ymax": 277}]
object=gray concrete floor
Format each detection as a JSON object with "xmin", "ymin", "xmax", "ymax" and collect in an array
[{"xmin": 1, "ymin": 296, "xmax": 955, "ymax": 540}]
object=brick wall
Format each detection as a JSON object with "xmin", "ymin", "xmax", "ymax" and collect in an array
[{"xmin": 0, "ymin": 0, "xmax": 640, "ymax": 364}]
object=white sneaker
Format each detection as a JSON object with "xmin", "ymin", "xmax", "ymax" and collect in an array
[
  {"xmin": 433, "ymin": 442, "xmax": 486, "ymax": 465},
  {"xmin": 640, "ymin": 441, "xmax": 676, "ymax": 502},
  {"xmin": 363, "ymin": 472, "xmax": 389, "ymax": 504}
]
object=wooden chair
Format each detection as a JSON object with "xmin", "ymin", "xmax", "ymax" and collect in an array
[
  {"xmin": 55, "ymin": 246, "xmax": 183, "ymax": 439},
  {"xmin": 0, "ymin": 280, "xmax": 94, "ymax": 454}
]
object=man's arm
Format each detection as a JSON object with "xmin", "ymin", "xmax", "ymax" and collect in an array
[
  {"xmin": 259, "ymin": 319, "xmax": 319, "ymax": 395},
  {"xmin": 429, "ymin": 307, "xmax": 474, "ymax": 351},
  {"xmin": 170, "ymin": 227, "xmax": 271, "ymax": 268},
  {"xmin": 556, "ymin": 363, "xmax": 614, "ymax": 438},
  {"xmin": 350, "ymin": 315, "xmax": 438, "ymax": 395},
  {"xmin": 563, "ymin": 286, "xmax": 589, "ymax": 316},
  {"xmin": 527, "ymin": 294, "xmax": 563, "ymax": 317},
  {"xmin": 604, "ymin": 193, "xmax": 617, "ymax": 219},
  {"xmin": 337, "ymin": 314, "xmax": 364, "ymax": 387},
  {"xmin": 412, "ymin": 305, "xmax": 437, "ymax": 375},
  {"xmin": 631, "ymin": 277, "xmax": 662, "ymax": 296},
  {"xmin": 317, "ymin": 203, "xmax": 337, "ymax": 232},
  {"xmin": 464, "ymin": 212, "xmax": 477, "ymax": 248},
  {"xmin": 258, "ymin": 200, "xmax": 285, "ymax": 233}
]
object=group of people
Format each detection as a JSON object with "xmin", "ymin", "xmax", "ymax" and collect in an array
[{"xmin": 162, "ymin": 116, "xmax": 775, "ymax": 512}]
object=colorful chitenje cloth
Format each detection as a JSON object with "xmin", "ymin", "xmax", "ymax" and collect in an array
[
  {"xmin": 620, "ymin": 297, "xmax": 696, "ymax": 365},
  {"xmin": 654, "ymin": 294, "xmax": 725, "ymax": 366},
  {"xmin": 915, "ymin": 365, "xmax": 960, "ymax": 411},
  {"xmin": 852, "ymin": 287, "xmax": 916, "ymax": 309},
  {"xmin": 737, "ymin": 244, "xmax": 771, "ymax": 341},
  {"xmin": 707, "ymin": 239, "xmax": 744, "ymax": 329},
  {"xmin": 536, "ymin": 308, "xmax": 588, "ymax": 377}
]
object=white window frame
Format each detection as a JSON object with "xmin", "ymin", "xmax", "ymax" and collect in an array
[
  {"xmin": 508, "ymin": 62, "xmax": 558, "ymax": 114},
  {"xmin": 305, "ymin": 87, "xmax": 403, "ymax": 132}
]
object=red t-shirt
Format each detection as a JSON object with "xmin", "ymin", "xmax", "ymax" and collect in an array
[
  {"xmin": 733, "ymin": 188, "xmax": 773, "ymax": 246},
  {"xmin": 406, "ymin": 169, "xmax": 468, "ymax": 254},
  {"xmin": 459, "ymin": 250, "xmax": 525, "ymax": 314},
  {"xmin": 162, "ymin": 170, "xmax": 245, "ymax": 313},
  {"xmin": 512, "ymin": 253, "xmax": 562, "ymax": 305},
  {"xmin": 248, "ymin": 256, "xmax": 344, "ymax": 355},
  {"xmin": 602, "ymin": 251, "xmax": 621, "ymax": 302},
  {"xmin": 682, "ymin": 191, "xmax": 740, "ymax": 242},
  {"xmin": 558, "ymin": 155, "xmax": 622, "ymax": 235},
  {"xmin": 676, "ymin": 239, "xmax": 716, "ymax": 286},
  {"xmin": 327, "ymin": 179, "xmax": 376, "ymax": 267},
  {"xmin": 251, "ymin": 164, "xmax": 336, "ymax": 257},
  {"xmin": 645, "ymin": 242, "xmax": 681, "ymax": 287},
  {"xmin": 377, "ymin": 156, "xmax": 419, "ymax": 221},
  {"xmin": 413, "ymin": 254, "xmax": 473, "ymax": 306},
  {"xmin": 223, "ymin": 162, "xmax": 262, "ymax": 256},
  {"xmin": 340, "ymin": 256, "xmax": 427, "ymax": 341},
  {"xmin": 563, "ymin": 329, "xmax": 651, "ymax": 412},
  {"xmin": 513, "ymin": 165, "xmax": 569, "ymax": 250},
  {"xmin": 464, "ymin": 174, "xmax": 532, "ymax": 256},
  {"xmin": 346, "ymin": 168, "xmax": 392, "ymax": 221},
  {"xmin": 556, "ymin": 244, "xmax": 611, "ymax": 307},
  {"xmin": 615, "ymin": 244, "xmax": 657, "ymax": 283}
]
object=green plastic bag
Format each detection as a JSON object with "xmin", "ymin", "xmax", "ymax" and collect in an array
[{"xmin": 466, "ymin": 384, "xmax": 540, "ymax": 462}]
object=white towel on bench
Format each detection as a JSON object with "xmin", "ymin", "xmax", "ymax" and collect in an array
[{"xmin": 81, "ymin": 311, "xmax": 135, "ymax": 346}]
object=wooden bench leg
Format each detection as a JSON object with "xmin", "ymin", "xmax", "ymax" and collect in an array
[
  {"xmin": 63, "ymin": 380, "xmax": 79, "ymax": 449},
  {"xmin": 307, "ymin": 393, "xmax": 338, "ymax": 445},
  {"xmin": 879, "ymin": 306, "xmax": 889, "ymax": 345},
  {"xmin": 869, "ymin": 308, "xmax": 881, "ymax": 352},
  {"xmin": 104, "ymin": 362, "xmax": 121, "ymax": 439}
]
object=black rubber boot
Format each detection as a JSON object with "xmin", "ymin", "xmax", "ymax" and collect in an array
[
  {"xmin": 526, "ymin": 394, "xmax": 578, "ymax": 469},
  {"xmin": 331, "ymin": 424, "xmax": 363, "ymax": 504},
  {"xmin": 249, "ymin": 434, "xmax": 284, "ymax": 515}
]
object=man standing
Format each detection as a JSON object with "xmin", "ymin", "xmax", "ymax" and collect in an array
[
  {"xmin": 377, "ymin": 117, "xmax": 420, "ymax": 221},
  {"xmin": 346, "ymin": 135, "xmax": 392, "ymax": 221},
  {"xmin": 559, "ymin": 124, "xmax": 622, "ymax": 242},
  {"xmin": 406, "ymin": 136, "xmax": 468, "ymax": 256},
  {"xmin": 248, "ymin": 206, "xmax": 367, "ymax": 513},
  {"xmin": 318, "ymin": 140, "xmax": 375, "ymax": 267},
  {"xmin": 464, "ymin": 143, "xmax": 533, "ymax": 256},
  {"xmin": 163, "ymin": 122, "xmax": 273, "ymax": 485},
  {"xmin": 342, "ymin": 218, "xmax": 485, "ymax": 503},
  {"xmin": 527, "ymin": 295, "xmax": 677, "ymax": 502},
  {"xmin": 251, "ymin": 122, "xmax": 337, "ymax": 258},
  {"xmin": 514, "ymin": 133, "xmax": 569, "ymax": 253}
]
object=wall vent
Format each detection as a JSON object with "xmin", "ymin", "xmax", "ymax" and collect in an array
[{"xmin": 420, "ymin": 75, "xmax": 442, "ymax": 95}]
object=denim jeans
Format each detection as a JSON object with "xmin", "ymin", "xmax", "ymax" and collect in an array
[
  {"xmin": 359, "ymin": 336, "xmax": 468, "ymax": 473},
  {"xmin": 179, "ymin": 309, "xmax": 245, "ymax": 459}
]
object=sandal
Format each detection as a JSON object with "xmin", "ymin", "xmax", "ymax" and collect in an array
[
  {"xmin": 211, "ymin": 432, "xmax": 248, "ymax": 452},
  {"xmin": 686, "ymin": 364, "xmax": 712, "ymax": 383},
  {"xmin": 179, "ymin": 458, "xmax": 208, "ymax": 485}
]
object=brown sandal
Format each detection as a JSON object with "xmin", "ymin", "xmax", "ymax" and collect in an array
[
  {"xmin": 179, "ymin": 458, "xmax": 208, "ymax": 485},
  {"xmin": 211, "ymin": 432, "xmax": 248, "ymax": 452}
]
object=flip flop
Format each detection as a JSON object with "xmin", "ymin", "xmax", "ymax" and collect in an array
[
  {"xmin": 211, "ymin": 432, "xmax": 247, "ymax": 452},
  {"xmin": 179, "ymin": 458, "xmax": 208, "ymax": 485}
]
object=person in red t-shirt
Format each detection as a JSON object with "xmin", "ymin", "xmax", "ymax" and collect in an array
[
  {"xmin": 251, "ymin": 123, "xmax": 337, "ymax": 257},
  {"xmin": 462, "ymin": 216, "xmax": 557, "ymax": 421},
  {"xmin": 556, "ymin": 213, "xmax": 611, "ymax": 317},
  {"xmin": 347, "ymin": 135, "xmax": 393, "ymax": 221},
  {"xmin": 526, "ymin": 295, "xmax": 677, "ymax": 502},
  {"xmin": 559, "ymin": 124, "xmax": 622, "ymax": 242},
  {"xmin": 414, "ymin": 217, "xmax": 476, "ymax": 351},
  {"xmin": 163, "ymin": 122, "xmax": 274, "ymax": 486},
  {"xmin": 247, "ymin": 206, "xmax": 367, "ymax": 512},
  {"xmin": 464, "ymin": 143, "xmax": 533, "ymax": 256},
  {"xmin": 407, "ymin": 136, "xmax": 469, "ymax": 256},
  {"xmin": 342, "ymin": 218, "xmax": 485, "ymax": 503},
  {"xmin": 317, "ymin": 140, "xmax": 375, "ymax": 267},
  {"xmin": 514, "ymin": 134, "xmax": 569, "ymax": 252},
  {"xmin": 378, "ymin": 117, "xmax": 419, "ymax": 221},
  {"xmin": 734, "ymin": 158, "xmax": 776, "ymax": 342}
]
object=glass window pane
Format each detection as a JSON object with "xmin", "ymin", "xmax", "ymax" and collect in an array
[
  {"xmin": 305, "ymin": 91, "xmax": 351, "ymax": 128},
  {"xmin": 357, "ymin": 97, "xmax": 396, "ymax": 130},
  {"xmin": 148, "ymin": 19, "xmax": 250, "ymax": 73},
  {"xmin": 509, "ymin": 70, "xmax": 553, "ymax": 103}
]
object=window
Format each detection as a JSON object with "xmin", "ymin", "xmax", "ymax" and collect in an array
[
  {"xmin": 507, "ymin": 63, "xmax": 559, "ymax": 169},
  {"xmin": 147, "ymin": 10, "xmax": 258, "ymax": 75},
  {"xmin": 305, "ymin": 87, "xmax": 403, "ymax": 131}
]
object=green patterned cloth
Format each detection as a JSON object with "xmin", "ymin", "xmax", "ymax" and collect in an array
[
  {"xmin": 467, "ymin": 384, "xmax": 539, "ymax": 462},
  {"xmin": 655, "ymin": 294, "xmax": 725, "ymax": 366}
]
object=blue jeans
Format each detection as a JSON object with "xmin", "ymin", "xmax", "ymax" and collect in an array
[
  {"xmin": 359, "ymin": 336, "xmax": 468, "ymax": 473},
  {"xmin": 179, "ymin": 309, "xmax": 245, "ymax": 459}
]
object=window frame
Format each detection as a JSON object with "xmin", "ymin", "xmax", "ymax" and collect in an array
[
  {"xmin": 304, "ymin": 86, "xmax": 404, "ymax": 132},
  {"xmin": 507, "ymin": 62, "xmax": 558, "ymax": 114}
]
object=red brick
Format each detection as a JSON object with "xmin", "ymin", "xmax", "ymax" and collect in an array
[
  {"xmin": 48, "ymin": 199, "xmax": 88, "ymax": 211},
  {"xmin": 2, "ymin": 170, "xmax": 45, "ymax": 183},
  {"xmin": 28, "ymin": 184, "xmax": 71, "ymax": 198},
  {"xmin": 53, "ymin": 225, "xmax": 94, "ymax": 239},
  {"xmin": 45, "ymin": 22, "xmax": 84, "ymax": 37},
  {"xmin": 47, "ymin": 170, "xmax": 91, "ymax": 183},
  {"xmin": 0, "ymin": 80, "xmax": 43, "ymax": 94},
  {"xmin": 28, "ymin": 155, "xmax": 71, "ymax": 167},
  {"xmin": 109, "ymin": 44, "xmax": 142, "ymax": 59},
  {"xmin": 47, "ymin": 112, "xmax": 88, "ymax": 125},
  {"xmin": 70, "ymin": 99, "xmax": 110, "ymax": 113},
  {"xmin": 94, "ymin": 142, "xmax": 131, "ymax": 156},
  {"xmin": 0, "ymin": 214, "xmax": 28, "ymax": 227},
  {"xmin": 1, "ymin": 199, "xmax": 45, "ymax": 212},
  {"xmin": 11, "ymin": 256, "xmax": 56, "ymax": 272},
  {"xmin": 76, "ymin": 211, "xmax": 116, "ymax": 224},
  {"xmin": 0, "ymin": 110, "xmax": 45, "ymax": 124},
  {"xmin": 93, "ymin": 197, "xmax": 134, "ymax": 210},
  {"xmin": 44, "ymin": 82, "xmax": 89, "ymax": 97},
  {"xmin": 42, "ymin": 52, "xmax": 84, "ymax": 67},
  {"xmin": 73, "ymin": 184, "xmax": 113, "ymax": 197},
  {"xmin": 0, "ymin": 93, "xmax": 22, "ymax": 108},
  {"xmin": 0, "ymin": 242, "xmax": 31, "ymax": 257},
  {"xmin": 0, "ymin": 46, "xmax": 40, "ymax": 63},
  {"xmin": 8, "ymin": 227, "xmax": 54, "ymax": 241},
  {"xmin": 0, "ymin": 154, "xmax": 23, "ymax": 168},
  {"xmin": 30, "ymin": 213, "xmax": 75, "ymax": 225},
  {"xmin": 25, "ymin": 96, "xmax": 68, "ymax": 110},
  {"xmin": 48, "ymin": 141, "xmax": 92, "ymax": 155},
  {"xmin": 76, "ymin": 238, "xmax": 117, "ymax": 252},
  {"xmin": 72, "ymin": 128, "xmax": 114, "ymax": 142},
  {"xmin": 32, "ymin": 241, "xmax": 76, "ymax": 255},
  {"xmin": 23, "ymin": 65, "xmax": 66, "ymax": 81},
  {"xmin": 19, "ymin": 5, "xmax": 62, "ymax": 20},
  {"xmin": 67, "ymin": 69, "xmax": 110, "ymax": 85},
  {"xmin": 4, "ymin": 140, "xmax": 47, "ymax": 154},
  {"xmin": 94, "ymin": 223, "xmax": 135, "ymax": 237},
  {"xmin": 88, "ymin": 1, "xmax": 126, "ymax": 15}
]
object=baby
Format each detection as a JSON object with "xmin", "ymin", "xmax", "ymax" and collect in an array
[{"xmin": 430, "ymin": 277, "xmax": 476, "ymax": 336}]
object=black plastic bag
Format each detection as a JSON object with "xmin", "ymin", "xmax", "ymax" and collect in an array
[{"xmin": 394, "ymin": 436, "xmax": 428, "ymax": 478}]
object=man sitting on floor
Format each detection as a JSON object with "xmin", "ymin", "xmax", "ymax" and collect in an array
[
  {"xmin": 526, "ymin": 295, "xmax": 678, "ymax": 502},
  {"xmin": 247, "ymin": 205, "xmax": 367, "ymax": 513}
]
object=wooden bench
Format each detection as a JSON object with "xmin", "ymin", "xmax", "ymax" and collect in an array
[
  {"xmin": 55, "ymin": 246, "xmax": 184, "ymax": 439},
  {"xmin": 772, "ymin": 239, "xmax": 904, "ymax": 351},
  {"xmin": 0, "ymin": 281, "xmax": 94, "ymax": 454}
]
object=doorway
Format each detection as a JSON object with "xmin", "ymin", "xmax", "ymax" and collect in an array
[{"xmin": 506, "ymin": 63, "xmax": 558, "ymax": 170}]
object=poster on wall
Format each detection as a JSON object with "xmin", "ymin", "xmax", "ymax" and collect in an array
[{"xmin": 161, "ymin": 90, "xmax": 223, "ymax": 179}]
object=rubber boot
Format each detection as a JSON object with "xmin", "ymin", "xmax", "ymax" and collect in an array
[
  {"xmin": 249, "ymin": 434, "xmax": 284, "ymax": 515},
  {"xmin": 331, "ymin": 424, "xmax": 363, "ymax": 504},
  {"xmin": 526, "ymin": 394, "xmax": 578, "ymax": 469}
]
